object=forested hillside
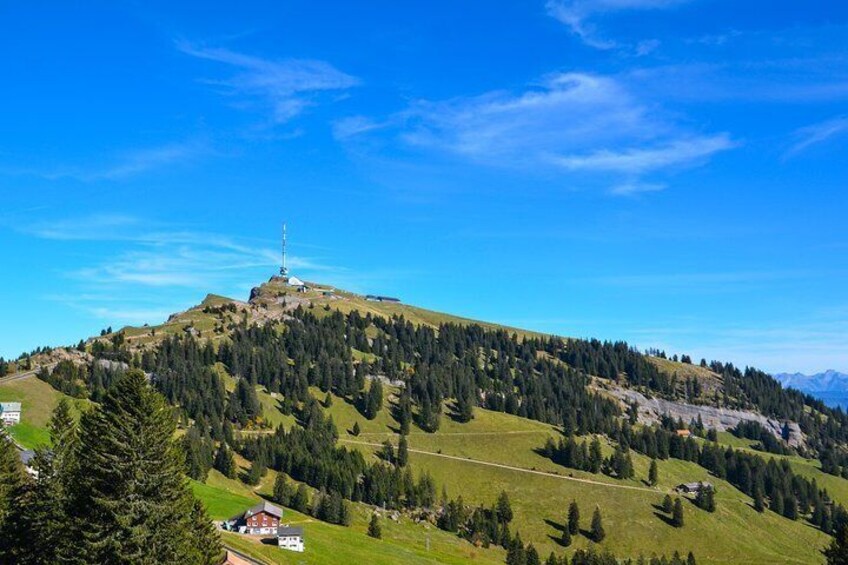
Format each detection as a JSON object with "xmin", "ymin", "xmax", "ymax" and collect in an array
[{"xmin": 4, "ymin": 277, "xmax": 848, "ymax": 564}]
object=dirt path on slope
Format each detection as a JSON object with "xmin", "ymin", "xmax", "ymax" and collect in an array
[{"xmin": 338, "ymin": 438, "xmax": 661, "ymax": 494}]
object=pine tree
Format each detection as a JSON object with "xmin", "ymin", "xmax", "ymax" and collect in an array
[
  {"xmin": 352, "ymin": 421, "xmax": 361, "ymax": 436},
  {"xmin": 368, "ymin": 513, "xmax": 382, "ymax": 539},
  {"xmin": 456, "ymin": 384, "xmax": 475, "ymax": 423},
  {"xmin": 14, "ymin": 399, "xmax": 78, "ymax": 564},
  {"xmin": 248, "ymin": 456, "xmax": 267, "ymax": 485},
  {"xmin": 188, "ymin": 499, "xmax": 223, "ymax": 564},
  {"xmin": 0, "ymin": 432, "xmax": 28, "ymax": 562},
  {"xmin": 567, "ymin": 500, "xmax": 580, "ymax": 535},
  {"xmin": 273, "ymin": 473, "xmax": 294, "ymax": 506},
  {"xmin": 292, "ymin": 484, "xmax": 310, "ymax": 513},
  {"xmin": 506, "ymin": 535, "xmax": 527, "ymax": 565},
  {"xmin": 825, "ymin": 524, "xmax": 848, "ymax": 565},
  {"xmin": 397, "ymin": 434, "xmax": 409, "ymax": 468},
  {"xmin": 497, "ymin": 490, "xmax": 514, "ymax": 524},
  {"xmin": 214, "ymin": 444, "xmax": 236, "ymax": 479},
  {"xmin": 753, "ymin": 480, "xmax": 765, "ymax": 514},
  {"xmin": 364, "ymin": 380, "xmax": 383, "ymax": 420},
  {"xmin": 590, "ymin": 506, "xmax": 605, "ymax": 542},
  {"xmin": 589, "ymin": 438, "xmax": 603, "ymax": 473},
  {"xmin": 526, "ymin": 544, "xmax": 540, "ymax": 565},
  {"xmin": 662, "ymin": 494, "xmax": 673, "ymax": 514},
  {"xmin": 695, "ymin": 486, "xmax": 716, "ymax": 512},
  {"xmin": 672, "ymin": 498, "xmax": 684, "ymax": 527},
  {"xmin": 69, "ymin": 370, "xmax": 218, "ymax": 564},
  {"xmin": 648, "ymin": 459, "xmax": 659, "ymax": 486},
  {"xmin": 398, "ymin": 390, "xmax": 412, "ymax": 435}
]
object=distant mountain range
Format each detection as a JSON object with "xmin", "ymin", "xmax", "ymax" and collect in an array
[{"xmin": 774, "ymin": 370, "xmax": 848, "ymax": 408}]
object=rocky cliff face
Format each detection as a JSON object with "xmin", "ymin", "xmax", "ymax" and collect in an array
[{"xmin": 605, "ymin": 384, "xmax": 805, "ymax": 448}]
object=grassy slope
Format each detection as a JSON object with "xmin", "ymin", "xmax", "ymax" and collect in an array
[
  {"xmin": 252, "ymin": 280, "xmax": 550, "ymax": 341},
  {"xmin": 712, "ymin": 432, "xmax": 848, "ymax": 510},
  {"xmin": 315, "ymin": 387, "xmax": 829, "ymax": 564},
  {"xmin": 192, "ymin": 465, "xmax": 505, "ymax": 565},
  {"xmin": 0, "ymin": 377, "xmax": 89, "ymax": 448}
]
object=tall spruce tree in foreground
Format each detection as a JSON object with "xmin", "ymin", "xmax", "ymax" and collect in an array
[
  {"xmin": 15, "ymin": 399, "xmax": 78, "ymax": 564},
  {"xmin": 0, "ymin": 432, "xmax": 28, "ymax": 562},
  {"xmin": 70, "ymin": 370, "xmax": 221, "ymax": 564}
]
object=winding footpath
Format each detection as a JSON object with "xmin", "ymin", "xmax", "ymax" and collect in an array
[{"xmin": 338, "ymin": 438, "xmax": 660, "ymax": 494}]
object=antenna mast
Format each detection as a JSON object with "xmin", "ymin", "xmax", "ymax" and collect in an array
[{"xmin": 280, "ymin": 223, "xmax": 289, "ymax": 279}]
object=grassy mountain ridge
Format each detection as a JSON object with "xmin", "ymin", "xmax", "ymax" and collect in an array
[{"xmin": 4, "ymin": 276, "xmax": 846, "ymax": 564}]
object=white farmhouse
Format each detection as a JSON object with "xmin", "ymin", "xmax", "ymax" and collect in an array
[
  {"xmin": 0, "ymin": 402, "xmax": 21, "ymax": 426},
  {"xmin": 277, "ymin": 525, "xmax": 304, "ymax": 552}
]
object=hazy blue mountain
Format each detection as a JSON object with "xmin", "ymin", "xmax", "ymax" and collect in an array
[{"xmin": 774, "ymin": 370, "xmax": 848, "ymax": 408}]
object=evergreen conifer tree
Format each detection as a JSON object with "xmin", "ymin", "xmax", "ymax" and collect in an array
[
  {"xmin": 590, "ymin": 506, "xmax": 605, "ymax": 542},
  {"xmin": 672, "ymin": 498, "xmax": 684, "ymax": 527},
  {"xmin": 214, "ymin": 444, "xmax": 237, "ymax": 479},
  {"xmin": 397, "ymin": 434, "xmax": 409, "ymax": 468},
  {"xmin": 0, "ymin": 432, "xmax": 28, "ymax": 562},
  {"xmin": 273, "ymin": 473, "xmax": 294, "ymax": 506},
  {"xmin": 496, "ymin": 491, "xmax": 514, "ymax": 524},
  {"xmin": 14, "ymin": 399, "xmax": 78, "ymax": 564},
  {"xmin": 526, "ymin": 544, "xmax": 540, "ymax": 565},
  {"xmin": 293, "ymin": 483, "xmax": 310, "ymax": 513},
  {"xmin": 589, "ymin": 438, "xmax": 603, "ymax": 473},
  {"xmin": 188, "ymin": 499, "xmax": 223, "ymax": 564},
  {"xmin": 825, "ymin": 524, "xmax": 848, "ymax": 565},
  {"xmin": 648, "ymin": 459, "xmax": 659, "ymax": 486},
  {"xmin": 662, "ymin": 494, "xmax": 673, "ymax": 514},
  {"xmin": 69, "ymin": 370, "xmax": 219, "ymax": 564},
  {"xmin": 368, "ymin": 513, "xmax": 382, "ymax": 539},
  {"xmin": 568, "ymin": 500, "xmax": 580, "ymax": 535}
]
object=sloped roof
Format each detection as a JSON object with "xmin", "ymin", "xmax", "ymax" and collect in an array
[
  {"xmin": 245, "ymin": 500, "xmax": 284, "ymax": 519},
  {"xmin": 0, "ymin": 402, "xmax": 21, "ymax": 412},
  {"xmin": 277, "ymin": 526, "xmax": 303, "ymax": 537}
]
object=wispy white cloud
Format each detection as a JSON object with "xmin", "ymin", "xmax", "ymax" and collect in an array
[
  {"xmin": 627, "ymin": 60, "xmax": 848, "ymax": 104},
  {"xmin": 609, "ymin": 181, "xmax": 667, "ymax": 196},
  {"xmin": 339, "ymin": 71, "xmax": 732, "ymax": 191},
  {"xmin": 4, "ymin": 140, "xmax": 209, "ymax": 182},
  {"xmin": 26, "ymin": 214, "xmax": 141, "ymax": 240},
  {"xmin": 26, "ymin": 217, "xmax": 328, "ymax": 276},
  {"xmin": 176, "ymin": 40, "xmax": 358, "ymax": 123},
  {"xmin": 546, "ymin": 0, "xmax": 688, "ymax": 50},
  {"xmin": 550, "ymin": 135, "xmax": 735, "ymax": 174},
  {"xmin": 785, "ymin": 116, "xmax": 848, "ymax": 157}
]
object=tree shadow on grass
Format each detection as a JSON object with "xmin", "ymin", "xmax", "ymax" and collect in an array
[
  {"xmin": 548, "ymin": 533, "xmax": 572, "ymax": 547},
  {"xmin": 544, "ymin": 518, "xmax": 566, "ymax": 533},
  {"xmin": 653, "ymin": 511, "xmax": 678, "ymax": 527}
]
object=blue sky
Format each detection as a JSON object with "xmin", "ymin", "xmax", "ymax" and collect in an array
[{"xmin": 1, "ymin": 0, "xmax": 847, "ymax": 373}]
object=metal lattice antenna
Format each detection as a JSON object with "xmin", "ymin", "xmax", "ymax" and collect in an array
[{"xmin": 280, "ymin": 223, "xmax": 289, "ymax": 278}]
